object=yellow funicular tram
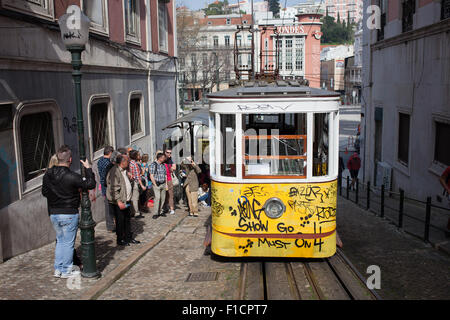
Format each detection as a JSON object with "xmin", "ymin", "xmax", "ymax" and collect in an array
[{"xmin": 207, "ymin": 81, "xmax": 340, "ymax": 258}]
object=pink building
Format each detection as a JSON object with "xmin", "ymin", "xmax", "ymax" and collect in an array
[{"xmin": 258, "ymin": 12, "xmax": 324, "ymax": 88}]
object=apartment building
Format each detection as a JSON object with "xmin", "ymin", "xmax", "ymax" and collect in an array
[
  {"xmin": 362, "ymin": 0, "xmax": 450, "ymax": 202},
  {"xmin": 0, "ymin": 0, "xmax": 177, "ymax": 261}
]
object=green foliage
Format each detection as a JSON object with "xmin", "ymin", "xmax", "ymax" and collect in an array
[
  {"xmin": 204, "ymin": 1, "xmax": 227, "ymax": 15},
  {"xmin": 320, "ymin": 15, "xmax": 356, "ymax": 44},
  {"xmin": 268, "ymin": 0, "xmax": 280, "ymax": 17}
]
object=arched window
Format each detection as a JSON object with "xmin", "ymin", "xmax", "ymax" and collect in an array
[
  {"xmin": 88, "ymin": 95, "xmax": 115, "ymax": 160},
  {"xmin": 14, "ymin": 100, "xmax": 63, "ymax": 195}
]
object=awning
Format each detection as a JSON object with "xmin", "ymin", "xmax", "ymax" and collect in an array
[{"xmin": 162, "ymin": 109, "xmax": 210, "ymax": 130}]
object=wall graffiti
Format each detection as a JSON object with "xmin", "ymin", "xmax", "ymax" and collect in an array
[
  {"xmin": 63, "ymin": 117, "xmax": 77, "ymax": 134},
  {"xmin": 237, "ymin": 104, "xmax": 293, "ymax": 112},
  {"xmin": 211, "ymin": 181, "xmax": 337, "ymax": 258}
]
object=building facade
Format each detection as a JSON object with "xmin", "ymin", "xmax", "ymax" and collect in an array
[
  {"xmin": 256, "ymin": 12, "xmax": 324, "ymax": 87},
  {"xmin": 320, "ymin": 44, "xmax": 354, "ymax": 93},
  {"xmin": 294, "ymin": 0, "xmax": 327, "ymax": 14},
  {"xmin": 228, "ymin": 0, "xmax": 269, "ymax": 14},
  {"xmin": 177, "ymin": 11, "xmax": 253, "ymax": 110},
  {"xmin": 344, "ymin": 56, "xmax": 361, "ymax": 104},
  {"xmin": 177, "ymin": 8, "xmax": 324, "ymax": 107},
  {"xmin": 362, "ymin": 0, "xmax": 450, "ymax": 202},
  {"xmin": 325, "ymin": 0, "xmax": 363, "ymax": 23},
  {"xmin": 0, "ymin": 0, "xmax": 177, "ymax": 261}
]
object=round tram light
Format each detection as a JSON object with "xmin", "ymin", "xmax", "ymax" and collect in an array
[{"xmin": 263, "ymin": 198, "xmax": 286, "ymax": 219}]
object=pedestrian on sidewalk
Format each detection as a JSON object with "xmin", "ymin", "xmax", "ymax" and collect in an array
[
  {"xmin": 163, "ymin": 148, "xmax": 176, "ymax": 215},
  {"xmin": 139, "ymin": 153, "xmax": 152, "ymax": 213},
  {"xmin": 42, "ymin": 145, "xmax": 96, "ymax": 278},
  {"xmin": 47, "ymin": 153, "xmax": 83, "ymax": 270},
  {"xmin": 150, "ymin": 152, "xmax": 167, "ymax": 219},
  {"xmin": 347, "ymin": 152, "xmax": 361, "ymax": 190},
  {"xmin": 198, "ymin": 182, "xmax": 211, "ymax": 207},
  {"xmin": 129, "ymin": 149, "xmax": 146, "ymax": 218},
  {"xmin": 181, "ymin": 157, "xmax": 202, "ymax": 217},
  {"xmin": 106, "ymin": 153, "xmax": 141, "ymax": 246},
  {"xmin": 97, "ymin": 146, "xmax": 115, "ymax": 232}
]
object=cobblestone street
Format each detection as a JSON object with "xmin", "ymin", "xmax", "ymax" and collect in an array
[{"xmin": 98, "ymin": 208, "xmax": 241, "ymax": 300}]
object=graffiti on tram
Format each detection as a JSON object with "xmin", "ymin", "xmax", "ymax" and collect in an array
[{"xmin": 211, "ymin": 181, "xmax": 337, "ymax": 256}]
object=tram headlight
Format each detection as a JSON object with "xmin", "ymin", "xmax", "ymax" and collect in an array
[{"xmin": 263, "ymin": 198, "xmax": 286, "ymax": 219}]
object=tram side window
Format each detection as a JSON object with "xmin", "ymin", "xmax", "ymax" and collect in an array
[
  {"xmin": 242, "ymin": 113, "xmax": 307, "ymax": 178},
  {"xmin": 313, "ymin": 113, "xmax": 329, "ymax": 176},
  {"xmin": 220, "ymin": 114, "xmax": 236, "ymax": 177}
]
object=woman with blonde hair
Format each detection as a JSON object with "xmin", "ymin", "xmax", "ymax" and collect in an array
[{"xmin": 48, "ymin": 154, "xmax": 58, "ymax": 169}]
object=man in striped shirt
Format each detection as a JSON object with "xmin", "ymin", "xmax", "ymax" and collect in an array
[{"xmin": 150, "ymin": 152, "xmax": 167, "ymax": 219}]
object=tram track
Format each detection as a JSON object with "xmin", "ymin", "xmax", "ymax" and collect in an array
[{"xmin": 236, "ymin": 249, "xmax": 381, "ymax": 300}]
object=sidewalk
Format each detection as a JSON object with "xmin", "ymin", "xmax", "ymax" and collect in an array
[
  {"xmin": 0, "ymin": 206, "xmax": 189, "ymax": 300},
  {"xmin": 337, "ymin": 195, "xmax": 450, "ymax": 299},
  {"xmin": 340, "ymin": 169, "xmax": 450, "ymax": 254}
]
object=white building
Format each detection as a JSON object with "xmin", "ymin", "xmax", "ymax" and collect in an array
[
  {"xmin": 294, "ymin": 0, "xmax": 326, "ymax": 14},
  {"xmin": 362, "ymin": 0, "xmax": 450, "ymax": 202},
  {"xmin": 321, "ymin": 45, "xmax": 354, "ymax": 61},
  {"xmin": 325, "ymin": 0, "xmax": 363, "ymax": 23},
  {"xmin": 177, "ymin": 11, "xmax": 254, "ymax": 109},
  {"xmin": 279, "ymin": 6, "xmax": 299, "ymax": 19},
  {"xmin": 228, "ymin": 0, "xmax": 269, "ymax": 14},
  {"xmin": 354, "ymin": 23, "xmax": 363, "ymax": 68}
]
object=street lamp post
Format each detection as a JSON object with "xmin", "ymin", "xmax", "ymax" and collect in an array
[{"xmin": 59, "ymin": 6, "xmax": 100, "ymax": 278}]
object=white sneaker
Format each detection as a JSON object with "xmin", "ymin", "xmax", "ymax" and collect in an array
[
  {"xmin": 170, "ymin": 210, "xmax": 175, "ymax": 215},
  {"xmin": 61, "ymin": 270, "xmax": 81, "ymax": 279},
  {"xmin": 53, "ymin": 270, "xmax": 62, "ymax": 278}
]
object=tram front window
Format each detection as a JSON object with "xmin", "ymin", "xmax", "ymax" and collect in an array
[{"xmin": 242, "ymin": 113, "xmax": 307, "ymax": 178}]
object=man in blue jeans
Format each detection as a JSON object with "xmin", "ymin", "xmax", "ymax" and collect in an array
[{"xmin": 42, "ymin": 145, "xmax": 96, "ymax": 278}]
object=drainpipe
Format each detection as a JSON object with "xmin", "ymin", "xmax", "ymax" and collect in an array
[{"xmin": 146, "ymin": 0, "xmax": 155, "ymax": 158}]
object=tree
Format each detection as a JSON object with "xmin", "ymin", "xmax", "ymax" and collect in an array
[
  {"xmin": 268, "ymin": 0, "xmax": 280, "ymax": 17},
  {"xmin": 204, "ymin": 1, "xmax": 226, "ymax": 15},
  {"xmin": 320, "ymin": 15, "xmax": 355, "ymax": 44},
  {"xmin": 177, "ymin": 9, "xmax": 234, "ymax": 108}
]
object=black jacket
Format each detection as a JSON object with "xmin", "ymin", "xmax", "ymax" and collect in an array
[{"xmin": 42, "ymin": 166, "xmax": 96, "ymax": 215}]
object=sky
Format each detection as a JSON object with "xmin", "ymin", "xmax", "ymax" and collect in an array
[{"xmin": 178, "ymin": 0, "xmax": 309, "ymax": 11}]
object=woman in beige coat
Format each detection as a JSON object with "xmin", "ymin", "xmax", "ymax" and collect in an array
[{"xmin": 181, "ymin": 158, "xmax": 202, "ymax": 217}]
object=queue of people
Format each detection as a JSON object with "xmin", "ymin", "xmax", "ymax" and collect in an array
[{"xmin": 42, "ymin": 144, "xmax": 209, "ymax": 278}]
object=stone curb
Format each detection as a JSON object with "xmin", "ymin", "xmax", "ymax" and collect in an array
[{"xmin": 80, "ymin": 213, "xmax": 188, "ymax": 300}]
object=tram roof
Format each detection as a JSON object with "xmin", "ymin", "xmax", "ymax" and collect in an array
[{"xmin": 207, "ymin": 80, "xmax": 340, "ymax": 99}]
